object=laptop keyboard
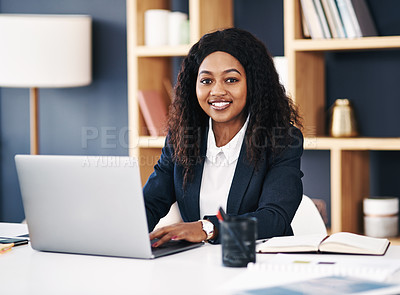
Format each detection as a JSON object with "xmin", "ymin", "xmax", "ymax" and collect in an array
[{"xmin": 150, "ymin": 239, "xmax": 203, "ymax": 257}]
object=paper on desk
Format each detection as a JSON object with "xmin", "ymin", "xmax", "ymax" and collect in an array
[
  {"xmin": 235, "ymin": 276, "xmax": 400, "ymax": 295},
  {"xmin": 253, "ymin": 254, "xmax": 400, "ymax": 281},
  {"xmin": 0, "ymin": 223, "xmax": 28, "ymax": 239},
  {"xmin": 218, "ymin": 253, "xmax": 400, "ymax": 294}
]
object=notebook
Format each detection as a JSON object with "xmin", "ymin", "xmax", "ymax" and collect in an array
[{"xmin": 15, "ymin": 155, "xmax": 202, "ymax": 259}]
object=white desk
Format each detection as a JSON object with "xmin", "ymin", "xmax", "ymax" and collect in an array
[{"xmin": 1, "ymin": 223, "xmax": 400, "ymax": 295}]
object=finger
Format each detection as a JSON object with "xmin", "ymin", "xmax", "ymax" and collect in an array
[
  {"xmin": 152, "ymin": 232, "xmax": 176, "ymax": 247},
  {"xmin": 149, "ymin": 225, "xmax": 170, "ymax": 240}
]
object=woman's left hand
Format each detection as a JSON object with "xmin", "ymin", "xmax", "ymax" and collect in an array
[{"xmin": 149, "ymin": 221, "xmax": 206, "ymax": 247}]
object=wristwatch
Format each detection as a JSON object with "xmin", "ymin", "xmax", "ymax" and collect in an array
[{"xmin": 200, "ymin": 219, "xmax": 214, "ymax": 241}]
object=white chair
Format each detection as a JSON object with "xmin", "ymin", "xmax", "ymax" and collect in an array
[
  {"xmin": 291, "ymin": 194, "xmax": 327, "ymax": 236},
  {"xmin": 153, "ymin": 202, "xmax": 183, "ymax": 230}
]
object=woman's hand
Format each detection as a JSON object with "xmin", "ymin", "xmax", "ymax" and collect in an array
[{"xmin": 149, "ymin": 221, "xmax": 207, "ymax": 247}]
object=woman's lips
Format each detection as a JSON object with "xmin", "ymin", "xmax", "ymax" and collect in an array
[{"xmin": 209, "ymin": 100, "xmax": 232, "ymax": 110}]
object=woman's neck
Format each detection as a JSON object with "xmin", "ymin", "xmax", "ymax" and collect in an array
[{"xmin": 212, "ymin": 117, "xmax": 246, "ymax": 147}]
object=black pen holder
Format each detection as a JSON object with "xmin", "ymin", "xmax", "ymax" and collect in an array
[{"xmin": 221, "ymin": 217, "xmax": 257, "ymax": 267}]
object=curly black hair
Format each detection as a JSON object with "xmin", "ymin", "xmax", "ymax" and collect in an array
[{"xmin": 168, "ymin": 28, "xmax": 302, "ymax": 185}]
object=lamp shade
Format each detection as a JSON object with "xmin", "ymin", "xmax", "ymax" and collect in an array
[{"xmin": 0, "ymin": 14, "xmax": 92, "ymax": 88}]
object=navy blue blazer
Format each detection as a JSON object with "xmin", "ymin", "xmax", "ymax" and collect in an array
[{"xmin": 143, "ymin": 126, "xmax": 304, "ymax": 243}]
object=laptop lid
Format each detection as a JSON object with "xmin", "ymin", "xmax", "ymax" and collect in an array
[{"xmin": 15, "ymin": 155, "xmax": 162, "ymax": 259}]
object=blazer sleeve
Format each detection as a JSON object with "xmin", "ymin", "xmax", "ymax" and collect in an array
[
  {"xmin": 250, "ymin": 128, "xmax": 304, "ymax": 239},
  {"xmin": 142, "ymin": 137, "xmax": 177, "ymax": 231}
]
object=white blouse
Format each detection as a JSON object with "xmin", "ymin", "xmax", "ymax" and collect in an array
[{"xmin": 199, "ymin": 117, "xmax": 249, "ymax": 218}]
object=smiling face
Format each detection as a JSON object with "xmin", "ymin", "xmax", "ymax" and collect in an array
[{"xmin": 196, "ymin": 51, "xmax": 247, "ymax": 133}]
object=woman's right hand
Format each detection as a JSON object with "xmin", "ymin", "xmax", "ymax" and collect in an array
[{"xmin": 149, "ymin": 221, "xmax": 207, "ymax": 247}]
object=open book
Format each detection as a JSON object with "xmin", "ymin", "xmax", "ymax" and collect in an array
[{"xmin": 257, "ymin": 232, "xmax": 390, "ymax": 255}]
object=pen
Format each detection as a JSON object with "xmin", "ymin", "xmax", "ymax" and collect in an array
[{"xmin": 0, "ymin": 243, "xmax": 13, "ymax": 254}]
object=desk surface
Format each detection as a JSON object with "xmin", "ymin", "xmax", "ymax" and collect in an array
[{"xmin": 1, "ymin": 223, "xmax": 400, "ymax": 295}]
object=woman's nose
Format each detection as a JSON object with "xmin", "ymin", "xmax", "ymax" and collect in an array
[{"xmin": 210, "ymin": 81, "xmax": 226, "ymax": 96}]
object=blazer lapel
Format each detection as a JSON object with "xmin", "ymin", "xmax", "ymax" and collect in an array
[
  {"xmin": 182, "ymin": 127, "xmax": 208, "ymax": 221},
  {"xmin": 226, "ymin": 140, "xmax": 255, "ymax": 215}
]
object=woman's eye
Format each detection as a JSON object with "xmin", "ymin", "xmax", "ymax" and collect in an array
[
  {"xmin": 226, "ymin": 78, "xmax": 238, "ymax": 83},
  {"xmin": 200, "ymin": 78, "xmax": 212, "ymax": 84}
]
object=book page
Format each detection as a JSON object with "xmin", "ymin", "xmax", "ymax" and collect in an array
[
  {"xmin": 320, "ymin": 232, "xmax": 389, "ymax": 255},
  {"xmin": 257, "ymin": 234, "xmax": 326, "ymax": 253}
]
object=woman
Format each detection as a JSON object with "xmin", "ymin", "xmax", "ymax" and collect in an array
[{"xmin": 145, "ymin": 28, "xmax": 303, "ymax": 246}]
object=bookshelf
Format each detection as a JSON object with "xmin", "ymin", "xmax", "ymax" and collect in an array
[
  {"xmin": 126, "ymin": 0, "xmax": 233, "ymax": 185},
  {"xmin": 284, "ymin": 0, "xmax": 400, "ymax": 234}
]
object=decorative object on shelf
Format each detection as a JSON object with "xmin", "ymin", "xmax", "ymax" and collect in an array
[
  {"xmin": 145, "ymin": 9, "xmax": 189, "ymax": 47},
  {"xmin": 137, "ymin": 90, "xmax": 168, "ymax": 137},
  {"xmin": 168, "ymin": 11, "xmax": 189, "ymax": 46},
  {"xmin": 144, "ymin": 9, "xmax": 169, "ymax": 46},
  {"xmin": 329, "ymin": 98, "xmax": 358, "ymax": 137},
  {"xmin": 0, "ymin": 14, "xmax": 92, "ymax": 155},
  {"xmin": 364, "ymin": 197, "xmax": 399, "ymax": 238}
]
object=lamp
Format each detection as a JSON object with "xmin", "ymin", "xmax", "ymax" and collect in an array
[{"xmin": 0, "ymin": 14, "xmax": 92, "ymax": 154}]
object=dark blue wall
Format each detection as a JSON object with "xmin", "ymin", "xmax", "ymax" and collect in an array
[
  {"xmin": 1, "ymin": 0, "xmax": 400, "ymax": 226},
  {"xmin": 0, "ymin": 0, "xmax": 128, "ymax": 221}
]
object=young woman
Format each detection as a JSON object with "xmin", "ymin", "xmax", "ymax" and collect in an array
[{"xmin": 144, "ymin": 28, "xmax": 303, "ymax": 246}]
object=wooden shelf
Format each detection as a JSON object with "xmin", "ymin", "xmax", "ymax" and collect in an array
[
  {"xmin": 136, "ymin": 136, "xmax": 400, "ymax": 151},
  {"xmin": 138, "ymin": 136, "xmax": 165, "ymax": 148},
  {"xmin": 290, "ymin": 36, "xmax": 400, "ymax": 52},
  {"xmin": 284, "ymin": 0, "xmax": 400, "ymax": 234},
  {"xmin": 304, "ymin": 137, "xmax": 400, "ymax": 151},
  {"xmin": 389, "ymin": 236, "xmax": 400, "ymax": 246},
  {"xmin": 135, "ymin": 44, "xmax": 191, "ymax": 57},
  {"xmin": 127, "ymin": 0, "xmax": 233, "ymax": 184}
]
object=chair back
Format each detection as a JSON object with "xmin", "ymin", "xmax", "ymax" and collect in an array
[{"xmin": 291, "ymin": 195, "xmax": 327, "ymax": 236}]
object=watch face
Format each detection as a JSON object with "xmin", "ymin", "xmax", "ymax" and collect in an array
[{"xmin": 202, "ymin": 220, "xmax": 214, "ymax": 239}]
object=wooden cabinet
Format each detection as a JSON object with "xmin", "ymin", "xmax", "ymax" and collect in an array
[
  {"xmin": 126, "ymin": 0, "xmax": 233, "ymax": 185},
  {"xmin": 284, "ymin": 0, "xmax": 400, "ymax": 233}
]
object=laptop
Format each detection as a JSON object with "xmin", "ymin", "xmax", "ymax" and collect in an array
[{"xmin": 15, "ymin": 155, "xmax": 203, "ymax": 259}]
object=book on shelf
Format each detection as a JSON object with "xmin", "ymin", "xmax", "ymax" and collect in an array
[
  {"xmin": 137, "ymin": 90, "xmax": 168, "ymax": 137},
  {"xmin": 300, "ymin": 0, "xmax": 377, "ymax": 39},
  {"xmin": 345, "ymin": 0, "xmax": 363, "ymax": 37},
  {"xmin": 332, "ymin": 0, "xmax": 356, "ymax": 38},
  {"xmin": 349, "ymin": 0, "xmax": 378, "ymax": 36},
  {"xmin": 320, "ymin": 0, "xmax": 338, "ymax": 38},
  {"xmin": 321, "ymin": 0, "xmax": 342, "ymax": 38},
  {"xmin": 314, "ymin": 0, "xmax": 332, "ymax": 38},
  {"xmin": 256, "ymin": 232, "xmax": 390, "ymax": 255},
  {"xmin": 300, "ymin": 0, "xmax": 325, "ymax": 39},
  {"xmin": 326, "ymin": 0, "xmax": 347, "ymax": 38},
  {"xmin": 301, "ymin": 9, "xmax": 311, "ymax": 38}
]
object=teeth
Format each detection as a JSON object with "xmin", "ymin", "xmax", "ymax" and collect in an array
[{"xmin": 211, "ymin": 102, "xmax": 230, "ymax": 107}]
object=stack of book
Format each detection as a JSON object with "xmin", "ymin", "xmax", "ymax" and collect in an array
[{"xmin": 300, "ymin": 0, "xmax": 378, "ymax": 39}]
